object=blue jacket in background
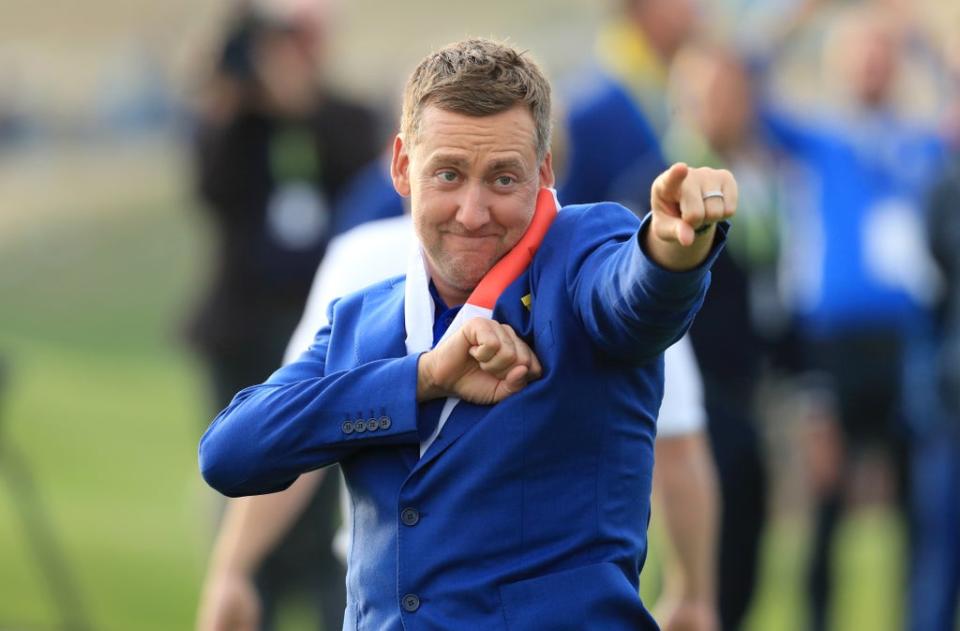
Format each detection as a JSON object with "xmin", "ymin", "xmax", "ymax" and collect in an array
[
  {"xmin": 763, "ymin": 109, "xmax": 945, "ymax": 337},
  {"xmin": 561, "ymin": 73, "xmax": 667, "ymax": 209}
]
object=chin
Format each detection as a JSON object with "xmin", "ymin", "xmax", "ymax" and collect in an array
[{"xmin": 447, "ymin": 267, "xmax": 488, "ymax": 292}]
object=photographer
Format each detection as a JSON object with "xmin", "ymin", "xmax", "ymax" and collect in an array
[{"xmin": 186, "ymin": 2, "xmax": 384, "ymax": 629}]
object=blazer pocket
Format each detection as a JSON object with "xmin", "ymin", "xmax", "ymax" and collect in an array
[{"xmin": 499, "ymin": 562, "xmax": 649, "ymax": 631}]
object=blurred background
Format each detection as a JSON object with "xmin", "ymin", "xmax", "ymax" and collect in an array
[{"xmin": 1, "ymin": 0, "xmax": 958, "ymax": 630}]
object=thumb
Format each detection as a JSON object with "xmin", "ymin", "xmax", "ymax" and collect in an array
[{"xmin": 655, "ymin": 213, "xmax": 696, "ymax": 247}]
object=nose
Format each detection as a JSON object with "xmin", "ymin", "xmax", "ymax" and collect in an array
[{"xmin": 455, "ymin": 181, "xmax": 491, "ymax": 232}]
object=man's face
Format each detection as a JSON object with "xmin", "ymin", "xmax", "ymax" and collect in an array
[
  {"xmin": 391, "ymin": 104, "xmax": 554, "ymax": 304},
  {"xmin": 847, "ymin": 22, "xmax": 899, "ymax": 107}
]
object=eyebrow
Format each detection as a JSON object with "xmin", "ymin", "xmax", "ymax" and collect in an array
[
  {"xmin": 424, "ymin": 154, "xmax": 470, "ymax": 170},
  {"xmin": 423, "ymin": 153, "xmax": 529, "ymax": 175},
  {"xmin": 487, "ymin": 158, "xmax": 526, "ymax": 173}
]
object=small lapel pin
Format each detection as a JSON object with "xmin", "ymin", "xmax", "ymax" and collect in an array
[{"xmin": 521, "ymin": 293, "xmax": 532, "ymax": 310}]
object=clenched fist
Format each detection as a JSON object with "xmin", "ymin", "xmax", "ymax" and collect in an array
[
  {"xmin": 646, "ymin": 163, "xmax": 738, "ymax": 271},
  {"xmin": 417, "ymin": 318, "xmax": 543, "ymax": 405}
]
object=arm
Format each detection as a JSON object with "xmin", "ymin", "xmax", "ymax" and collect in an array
[
  {"xmin": 566, "ymin": 164, "xmax": 736, "ymax": 363},
  {"xmin": 651, "ymin": 336, "xmax": 719, "ymax": 631},
  {"xmin": 200, "ymin": 311, "xmax": 543, "ymax": 496},
  {"xmin": 192, "ymin": 87, "xmax": 262, "ymax": 213},
  {"xmin": 199, "ymin": 319, "xmax": 423, "ymax": 497},
  {"xmin": 196, "ymin": 471, "xmax": 324, "ymax": 631},
  {"xmin": 652, "ymin": 433, "xmax": 719, "ymax": 631}
]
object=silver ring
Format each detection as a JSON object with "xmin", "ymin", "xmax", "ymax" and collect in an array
[{"xmin": 702, "ymin": 190, "xmax": 725, "ymax": 201}]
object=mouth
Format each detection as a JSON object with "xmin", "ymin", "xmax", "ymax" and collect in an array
[
  {"xmin": 441, "ymin": 228, "xmax": 502, "ymax": 238},
  {"xmin": 442, "ymin": 233, "xmax": 503, "ymax": 246}
]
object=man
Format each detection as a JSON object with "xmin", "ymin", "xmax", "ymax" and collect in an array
[
  {"xmin": 200, "ymin": 38, "xmax": 735, "ymax": 629},
  {"xmin": 910, "ymin": 70, "xmax": 960, "ymax": 629},
  {"xmin": 198, "ymin": 213, "xmax": 719, "ymax": 631},
  {"xmin": 185, "ymin": 1, "xmax": 385, "ymax": 628},
  {"xmin": 759, "ymin": 7, "xmax": 945, "ymax": 629}
]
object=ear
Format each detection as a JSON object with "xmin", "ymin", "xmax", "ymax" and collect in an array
[
  {"xmin": 538, "ymin": 151, "xmax": 556, "ymax": 189},
  {"xmin": 390, "ymin": 134, "xmax": 411, "ymax": 197}
]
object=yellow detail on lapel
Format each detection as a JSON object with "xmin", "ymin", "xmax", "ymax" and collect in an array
[{"xmin": 521, "ymin": 293, "xmax": 532, "ymax": 310}]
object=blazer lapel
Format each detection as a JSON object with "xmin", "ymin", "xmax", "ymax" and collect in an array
[
  {"xmin": 412, "ymin": 274, "xmax": 533, "ymax": 473},
  {"xmin": 413, "ymin": 400, "xmax": 490, "ymax": 472}
]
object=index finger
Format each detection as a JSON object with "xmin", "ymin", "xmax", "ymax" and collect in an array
[{"xmin": 652, "ymin": 162, "xmax": 689, "ymax": 205}]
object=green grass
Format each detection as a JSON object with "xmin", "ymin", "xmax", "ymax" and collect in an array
[
  {"xmin": 0, "ymin": 183, "xmax": 211, "ymax": 630},
  {"xmin": 0, "ymin": 155, "xmax": 908, "ymax": 630}
]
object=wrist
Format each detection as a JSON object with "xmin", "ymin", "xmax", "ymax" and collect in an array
[
  {"xmin": 693, "ymin": 222, "xmax": 715, "ymax": 236},
  {"xmin": 416, "ymin": 352, "xmax": 444, "ymax": 401},
  {"xmin": 642, "ymin": 224, "xmax": 713, "ymax": 272},
  {"xmin": 208, "ymin": 551, "xmax": 256, "ymax": 580}
]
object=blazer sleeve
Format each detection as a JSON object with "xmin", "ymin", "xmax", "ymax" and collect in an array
[
  {"xmin": 563, "ymin": 204, "xmax": 727, "ymax": 364},
  {"xmin": 198, "ymin": 305, "xmax": 422, "ymax": 497}
]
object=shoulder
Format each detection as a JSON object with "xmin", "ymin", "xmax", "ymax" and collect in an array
[
  {"xmin": 333, "ymin": 273, "xmax": 406, "ymax": 309},
  {"xmin": 564, "ymin": 70, "xmax": 630, "ymax": 120},
  {"xmin": 537, "ymin": 202, "xmax": 642, "ymax": 264},
  {"xmin": 554, "ymin": 202, "xmax": 642, "ymax": 234},
  {"xmin": 322, "ymin": 216, "xmax": 413, "ymax": 293},
  {"xmin": 566, "ymin": 79, "xmax": 649, "ymax": 138},
  {"xmin": 328, "ymin": 274, "xmax": 406, "ymax": 325}
]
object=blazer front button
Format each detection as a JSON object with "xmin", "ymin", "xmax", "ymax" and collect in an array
[
  {"xmin": 379, "ymin": 416, "xmax": 392, "ymax": 430},
  {"xmin": 341, "ymin": 420, "xmax": 354, "ymax": 434},
  {"xmin": 402, "ymin": 593, "xmax": 420, "ymax": 612},
  {"xmin": 401, "ymin": 507, "xmax": 420, "ymax": 526}
]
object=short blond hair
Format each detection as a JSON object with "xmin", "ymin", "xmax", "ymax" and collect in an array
[{"xmin": 400, "ymin": 38, "xmax": 552, "ymax": 160}]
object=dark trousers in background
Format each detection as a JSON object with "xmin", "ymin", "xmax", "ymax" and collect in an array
[
  {"xmin": 908, "ymin": 424, "xmax": 960, "ymax": 631},
  {"xmin": 902, "ymin": 327, "xmax": 960, "ymax": 631},
  {"xmin": 804, "ymin": 331, "xmax": 910, "ymax": 631},
  {"xmin": 208, "ymin": 336, "xmax": 345, "ymax": 631},
  {"xmin": 704, "ymin": 383, "xmax": 768, "ymax": 631}
]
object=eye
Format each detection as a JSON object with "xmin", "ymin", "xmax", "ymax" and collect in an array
[
  {"xmin": 437, "ymin": 170, "xmax": 459, "ymax": 183},
  {"xmin": 494, "ymin": 175, "xmax": 517, "ymax": 187}
]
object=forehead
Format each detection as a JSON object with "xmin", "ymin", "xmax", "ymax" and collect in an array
[{"xmin": 414, "ymin": 104, "xmax": 538, "ymax": 165}]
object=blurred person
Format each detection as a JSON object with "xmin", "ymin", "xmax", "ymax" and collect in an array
[
  {"xmin": 199, "ymin": 203, "xmax": 721, "ymax": 631},
  {"xmin": 185, "ymin": 1, "xmax": 385, "ymax": 629},
  {"xmin": 199, "ymin": 37, "xmax": 738, "ymax": 630},
  {"xmin": 560, "ymin": 3, "xmax": 768, "ymax": 628},
  {"xmin": 650, "ymin": 339, "xmax": 720, "ymax": 631},
  {"xmin": 757, "ymin": 4, "xmax": 947, "ymax": 629},
  {"xmin": 909, "ymin": 58, "xmax": 960, "ymax": 630},
  {"xmin": 560, "ymin": 0, "xmax": 697, "ymax": 208},
  {"xmin": 661, "ymin": 41, "xmax": 787, "ymax": 631}
]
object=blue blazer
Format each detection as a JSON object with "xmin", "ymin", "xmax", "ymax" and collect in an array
[{"xmin": 200, "ymin": 203, "xmax": 725, "ymax": 631}]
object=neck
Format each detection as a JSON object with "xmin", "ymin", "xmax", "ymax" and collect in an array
[
  {"xmin": 426, "ymin": 265, "xmax": 471, "ymax": 308},
  {"xmin": 435, "ymin": 285, "xmax": 469, "ymax": 309},
  {"xmin": 631, "ymin": 18, "xmax": 673, "ymax": 64}
]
